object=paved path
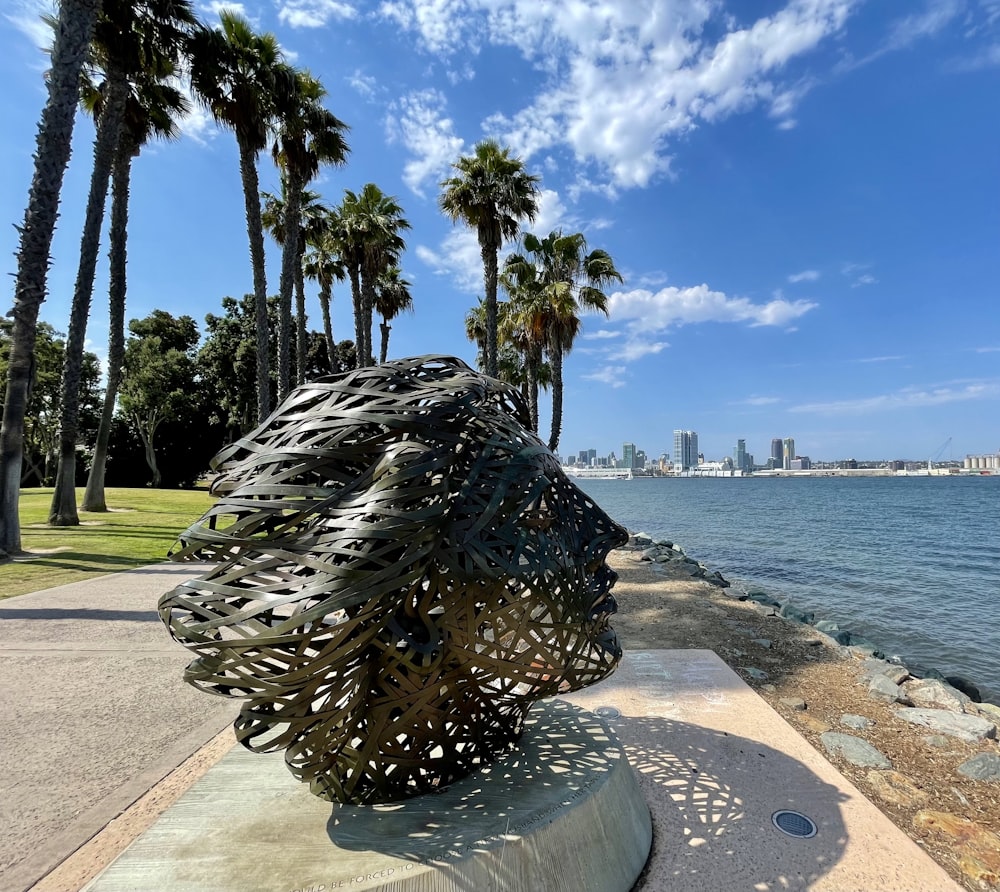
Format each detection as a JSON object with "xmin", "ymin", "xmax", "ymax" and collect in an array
[{"xmin": 0, "ymin": 565, "xmax": 235, "ymax": 892}]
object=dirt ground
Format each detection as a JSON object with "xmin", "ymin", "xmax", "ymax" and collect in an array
[
  {"xmin": 28, "ymin": 550, "xmax": 999, "ymax": 892},
  {"xmin": 608, "ymin": 548, "xmax": 1000, "ymax": 892}
]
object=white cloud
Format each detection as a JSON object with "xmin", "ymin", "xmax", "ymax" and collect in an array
[
  {"xmin": 851, "ymin": 273, "xmax": 877, "ymax": 287},
  {"xmin": 886, "ymin": 0, "xmax": 963, "ymax": 51},
  {"xmin": 386, "ymin": 89, "xmax": 465, "ymax": 196},
  {"xmin": 583, "ymin": 329, "xmax": 622, "ymax": 340},
  {"xmin": 201, "ymin": 1, "xmax": 249, "ymax": 19},
  {"xmin": 582, "ymin": 365, "xmax": 628, "ymax": 388},
  {"xmin": 788, "ymin": 269, "xmax": 820, "ymax": 282},
  {"xmin": 386, "ymin": 0, "xmax": 858, "ymax": 190},
  {"xmin": 618, "ymin": 339, "xmax": 668, "ymax": 360},
  {"xmin": 790, "ymin": 380, "xmax": 1000, "ymax": 414},
  {"xmin": 416, "ymin": 228, "xmax": 482, "ymax": 293},
  {"xmin": 6, "ymin": 0, "xmax": 54, "ymax": 51},
  {"xmin": 975, "ymin": 345, "xmax": 1000, "ymax": 353},
  {"xmin": 608, "ymin": 283, "xmax": 818, "ymax": 330},
  {"xmin": 347, "ymin": 69, "xmax": 377, "ymax": 99},
  {"xmin": 856, "ymin": 355, "xmax": 902, "ymax": 363},
  {"xmin": 277, "ymin": 0, "xmax": 357, "ymax": 29},
  {"xmin": 739, "ymin": 395, "xmax": 782, "ymax": 406}
]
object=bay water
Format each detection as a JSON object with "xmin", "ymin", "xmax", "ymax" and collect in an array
[{"xmin": 577, "ymin": 474, "xmax": 1000, "ymax": 703}]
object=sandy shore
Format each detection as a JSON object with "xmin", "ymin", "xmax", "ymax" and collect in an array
[{"xmin": 23, "ymin": 550, "xmax": 1000, "ymax": 892}]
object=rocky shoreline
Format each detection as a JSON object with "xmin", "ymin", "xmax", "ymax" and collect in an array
[{"xmin": 612, "ymin": 534, "xmax": 1000, "ymax": 891}]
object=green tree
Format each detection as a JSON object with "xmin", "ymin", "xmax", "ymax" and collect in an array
[
  {"xmin": 439, "ymin": 140, "xmax": 539, "ymax": 379},
  {"xmin": 198, "ymin": 294, "xmax": 279, "ymax": 440},
  {"xmin": 82, "ymin": 59, "xmax": 189, "ymax": 512},
  {"xmin": 1, "ymin": 0, "xmax": 103, "ymax": 555},
  {"xmin": 188, "ymin": 11, "xmax": 294, "ymax": 426},
  {"xmin": 118, "ymin": 311, "xmax": 199, "ymax": 487},
  {"xmin": 270, "ymin": 70, "xmax": 349, "ymax": 398},
  {"xmin": 374, "ymin": 267, "xmax": 412, "ymax": 364},
  {"xmin": 506, "ymin": 230, "xmax": 622, "ymax": 453},
  {"xmin": 337, "ymin": 184, "xmax": 410, "ymax": 367},
  {"xmin": 49, "ymin": 0, "xmax": 195, "ymax": 525},
  {"xmin": 0, "ymin": 321, "xmax": 100, "ymax": 487}
]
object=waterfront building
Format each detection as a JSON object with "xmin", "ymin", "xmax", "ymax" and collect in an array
[
  {"xmin": 782, "ymin": 437, "xmax": 795, "ymax": 471},
  {"xmin": 673, "ymin": 430, "xmax": 699, "ymax": 471},
  {"xmin": 790, "ymin": 456, "xmax": 811, "ymax": 471},
  {"xmin": 622, "ymin": 442, "xmax": 637, "ymax": 469},
  {"xmin": 770, "ymin": 438, "xmax": 782, "ymax": 467},
  {"xmin": 734, "ymin": 439, "xmax": 753, "ymax": 473}
]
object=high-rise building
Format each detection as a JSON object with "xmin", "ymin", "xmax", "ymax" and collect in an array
[
  {"xmin": 770, "ymin": 438, "xmax": 783, "ymax": 467},
  {"xmin": 734, "ymin": 439, "xmax": 747, "ymax": 473},
  {"xmin": 673, "ymin": 430, "xmax": 698, "ymax": 471},
  {"xmin": 622, "ymin": 442, "xmax": 637, "ymax": 469},
  {"xmin": 586, "ymin": 448, "xmax": 597, "ymax": 466},
  {"xmin": 782, "ymin": 437, "xmax": 795, "ymax": 470}
]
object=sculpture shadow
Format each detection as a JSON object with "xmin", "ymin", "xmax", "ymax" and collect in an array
[{"xmin": 327, "ymin": 700, "xmax": 849, "ymax": 892}]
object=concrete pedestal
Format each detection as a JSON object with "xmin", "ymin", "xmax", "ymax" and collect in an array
[{"xmin": 84, "ymin": 700, "xmax": 652, "ymax": 892}]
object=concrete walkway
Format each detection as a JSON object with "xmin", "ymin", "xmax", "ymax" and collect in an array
[
  {"xmin": 1, "ymin": 569, "xmax": 964, "ymax": 892},
  {"xmin": 0, "ymin": 564, "xmax": 235, "ymax": 892}
]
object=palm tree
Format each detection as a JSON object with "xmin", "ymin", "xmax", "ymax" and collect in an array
[
  {"xmin": 439, "ymin": 139, "xmax": 539, "ymax": 379},
  {"xmin": 271, "ymin": 70, "xmax": 349, "ymax": 398},
  {"xmin": 499, "ymin": 262, "xmax": 548, "ymax": 433},
  {"xmin": 374, "ymin": 267, "xmax": 413, "ymax": 364},
  {"xmin": 83, "ymin": 63, "xmax": 189, "ymax": 512},
  {"xmin": 1, "ymin": 0, "xmax": 102, "ymax": 553},
  {"xmin": 188, "ymin": 10, "xmax": 295, "ymax": 424},
  {"xmin": 337, "ymin": 184, "xmax": 410, "ymax": 367},
  {"xmin": 261, "ymin": 186, "xmax": 329, "ymax": 387},
  {"xmin": 508, "ymin": 230, "xmax": 623, "ymax": 453},
  {"xmin": 50, "ymin": 0, "xmax": 195, "ymax": 526},
  {"xmin": 303, "ymin": 209, "xmax": 345, "ymax": 368}
]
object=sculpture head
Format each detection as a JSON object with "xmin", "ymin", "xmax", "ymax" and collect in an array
[{"xmin": 159, "ymin": 356, "xmax": 627, "ymax": 804}]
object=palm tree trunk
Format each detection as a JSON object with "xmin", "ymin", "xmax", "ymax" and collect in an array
[
  {"xmin": 482, "ymin": 242, "xmax": 499, "ymax": 378},
  {"xmin": 361, "ymin": 270, "xmax": 377, "ymax": 367},
  {"xmin": 294, "ymin": 251, "xmax": 307, "ymax": 385},
  {"xmin": 278, "ymin": 173, "xmax": 303, "ymax": 399},
  {"xmin": 50, "ymin": 73, "xmax": 129, "ymax": 527},
  {"xmin": 83, "ymin": 141, "xmax": 132, "ymax": 512},
  {"xmin": 548, "ymin": 345, "xmax": 564, "ymax": 454},
  {"xmin": 526, "ymin": 345, "xmax": 540, "ymax": 433},
  {"xmin": 319, "ymin": 284, "xmax": 335, "ymax": 368},
  {"xmin": 0, "ymin": 0, "xmax": 102, "ymax": 554},
  {"xmin": 379, "ymin": 319, "xmax": 391, "ymax": 364},
  {"xmin": 237, "ymin": 139, "xmax": 271, "ymax": 425},
  {"xmin": 348, "ymin": 267, "xmax": 363, "ymax": 368}
]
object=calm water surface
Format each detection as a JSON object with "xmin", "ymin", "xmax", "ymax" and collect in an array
[{"xmin": 578, "ymin": 475, "xmax": 1000, "ymax": 702}]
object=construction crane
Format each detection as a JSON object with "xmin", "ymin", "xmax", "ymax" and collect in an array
[{"xmin": 928, "ymin": 437, "xmax": 952, "ymax": 472}]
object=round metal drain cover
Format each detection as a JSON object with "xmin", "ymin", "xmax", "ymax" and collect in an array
[
  {"xmin": 772, "ymin": 810, "xmax": 817, "ymax": 838},
  {"xmin": 594, "ymin": 706, "xmax": 621, "ymax": 719}
]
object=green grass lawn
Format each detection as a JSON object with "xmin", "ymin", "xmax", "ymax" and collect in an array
[{"xmin": 0, "ymin": 487, "xmax": 215, "ymax": 599}]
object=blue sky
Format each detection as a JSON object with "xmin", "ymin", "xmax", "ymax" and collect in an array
[{"xmin": 2, "ymin": 0, "xmax": 998, "ymax": 465}]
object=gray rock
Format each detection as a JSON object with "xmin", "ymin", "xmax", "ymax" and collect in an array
[
  {"xmin": 820, "ymin": 732, "xmax": 891, "ymax": 769},
  {"xmin": 751, "ymin": 638, "xmax": 772, "ymax": 649},
  {"xmin": 814, "ymin": 619, "xmax": 841, "ymax": 634},
  {"xmin": 977, "ymin": 702, "xmax": 1000, "ymax": 727},
  {"xmin": 861, "ymin": 659, "xmax": 909, "ymax": 685},
  {"xmin": 896, "ymin": 708, "xmax": 997, "ymax": 743},
  {"xmin": 956, "ymin": 753, "xmax": 1000, "ymax": 781},
  {"xmin": 653, "ymin": 553, "xmax": 672, "ymax": 562},
  {"xmin": 755, "ymin": 604, "xmax": 779, "ymax": 617},
  {"xmin": 779, "ymin": 603, "xmax": 815, "ymax": 624},
  {"xmin": 945, "ymin": 675, "xmax": 982, "ymax": 702},
  {"xmin": 840, "ymin": 714, "xmax": 875, "ymax": 730},
  {"xmin": 638, "ymin": 547, "xmax": 659, "ymax": 561},
  {"xmin": 739, "ymin": 666, "xmax": 769, "ymax": 681},
  {"xmin": 746, "ymin": 591, "xmax": 781, "ymax": 607},
  {"xmin": 922, "ymin": 734, "xmax": 953, "ymax": 748},
  {"xmin": 654, "ymin": 539, "xmax": 673, "ymax": 549},
  {"xmin": 902, "ymin": 678, "xmax": 971, "ymax": 713},
  {"xmin": 780, "ymin": 697, "xmax": 807, "ymax": 711},
  {"xmin": 868, "ymin": 674, "xmax": 906, "ymax": 704}
]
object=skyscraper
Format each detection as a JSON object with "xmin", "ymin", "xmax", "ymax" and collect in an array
[
  {"xmin": 782, "ymin": 437, "xmax": 795, "ymax": 470},
  {"xmin": 622, "ymin": 442, "xmax": 637, "ymax": 469},
  {"xmin": 673, "ymin": 430, "xmax": 698, "ymax": 471},
  {"xmin": 770, "ymin": 438, "xmax": 783, "ymax": 468},
  {"xmin": 734, "ymin": 438, "xmax": 747, "ymax": 473}
]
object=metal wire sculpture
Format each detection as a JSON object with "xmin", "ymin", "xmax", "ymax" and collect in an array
[{"xmin": 159, "ymin": 356, "xmax": 628, "ymax": 804}]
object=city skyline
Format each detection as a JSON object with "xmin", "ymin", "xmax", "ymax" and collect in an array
[{"xmin": 2, "ymin": 2, "xmax": 998, "ymax": 459}]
